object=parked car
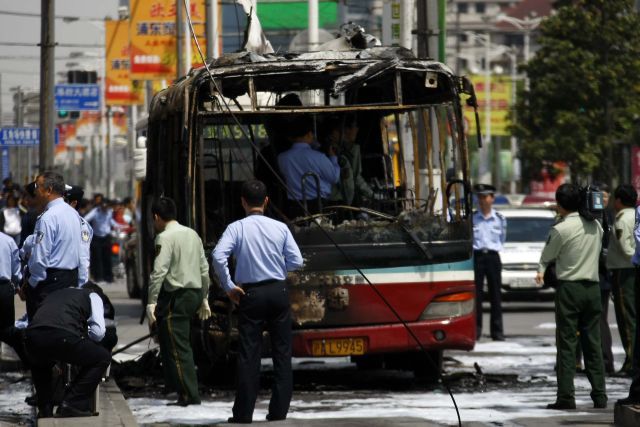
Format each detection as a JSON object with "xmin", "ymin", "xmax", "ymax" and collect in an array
[{"xmin": 497, "ymin": 207, "xmax": 557, "ymax": 299}]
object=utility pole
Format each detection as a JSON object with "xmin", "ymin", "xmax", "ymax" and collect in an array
[
  {"xmin": 13, "ymin": 87, "xmax": 24, "ymax": 182},
  {"xmin": 308, "ymin": 0, "xmax": 319, "ymax": 50},
  {"xmin": 106, "ymin": 106, "xmax": 112, "ymax": 199},
  {"xmin": 39, "ymin": 0, "xmax": 55, "ymax": 172},
  {"xmin": 177, "ymin": 0, "xmax": 186, "ymax": 78},
  {"xmin": 415, "ymin": 0, "xmax": 438, "ymax": 58},
  {"xmin": 206, "ymin": 0, "xmax": 220, "ymax": 59}
]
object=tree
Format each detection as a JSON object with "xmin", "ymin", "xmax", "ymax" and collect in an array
[{"xmin": 513, "ymin": 0, "xmax": 640, "ymax": 183}]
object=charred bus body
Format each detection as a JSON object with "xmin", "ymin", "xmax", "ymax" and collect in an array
[{"xmin": 136, "ymin": 46, "xmax": 477, "ymax": 379}]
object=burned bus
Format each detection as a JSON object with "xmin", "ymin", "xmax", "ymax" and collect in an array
[{"xmin": 135, "ymin": 45, "xmax": 478, "ymax": 379}]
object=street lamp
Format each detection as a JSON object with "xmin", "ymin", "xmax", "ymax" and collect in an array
[
  {"xmin": 464, "ymin": 31, "xmax": 502, "ymax": 185},
  {"xmin": 496, "ymin": 13, "xmax": 542, "ymax": 90}
]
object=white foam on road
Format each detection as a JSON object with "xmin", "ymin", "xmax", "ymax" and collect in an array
[{"xmin": 127, "ymin": 335, "xmax": 633, "ymax": 425}]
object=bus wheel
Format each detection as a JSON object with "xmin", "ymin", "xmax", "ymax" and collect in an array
[
  {"xmin": 412, "ymin": 350, "xmax": 443, "ymax": 383},
  {"xmin": 125, "ymin": 259, "xmax": 140, "ymax": 299}
]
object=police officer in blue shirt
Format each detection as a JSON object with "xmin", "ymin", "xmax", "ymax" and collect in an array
[
  {"xmin": 24, "ymin": 172, "xmax": 85, "ymax": 320},
  {"xmin": 212, "ymin": 180, "xmax": 304, "ymax": 424},
  {"xmin": 84, "ymin": 194, "xmax": 119, "ymax": 283},
  {"xmin": 472, "ymin": 183, "xmax": 507, "ymax": 341},
  {"xmin": 64, "ymin": 185, "xmax": 93, "ymax": 287},
  {"xmin": 277, "ymin": 114, "xmax": 340, "ymax": 218},
  {"xmin": 0, "ymin": 222, "xmax": 27, "ymax": 362}
]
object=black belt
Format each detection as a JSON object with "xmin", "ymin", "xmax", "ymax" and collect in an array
[
  {"xmin": 474, "ymin": 249, "xmax": 498, "ymax": 255},
  {"xmin": 45, "ymin": 268, "xmax": 78, "ymax": 274},
  {"xmin": 0, "ymin": 278, "xmax": 10, "ymax": 286},
  {"xmin": 243, "ymin": 279, "xmax": 283, "ymax": 290}
]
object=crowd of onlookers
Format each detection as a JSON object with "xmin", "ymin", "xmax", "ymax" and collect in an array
[{"xmin": 1, "ymin": 176, "xmax": 135, "ymax": 283}]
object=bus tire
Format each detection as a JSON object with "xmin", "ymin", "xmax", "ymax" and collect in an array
[
  {"xmin": 125, "ymin": 259, "xmax": 140, "ymax": 299},
  {"xmin": 413, "ymin": 350, "xmax": 443, "ymax": 383},
  {"xmin": 352, "ymin": 354, "xmax": 384, "ymax": 370}
]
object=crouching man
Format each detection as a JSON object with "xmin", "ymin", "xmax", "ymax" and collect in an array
[{"xmin": 25, "ymin": 287, "xmax": 110, "ymax": 418}]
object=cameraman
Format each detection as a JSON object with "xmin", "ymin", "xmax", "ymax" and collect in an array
[
  {"xmin": 606, "ymin": 184, "xmax": 637, "ymax": 375},
  {"xmin": 535, "ymin": 183, "xmax": 607, "ymax": 410}
]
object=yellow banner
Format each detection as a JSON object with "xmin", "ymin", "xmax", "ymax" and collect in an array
[
  {"xmin": 105, "ymin": 20, "xmax": 144, "ymax": 106},
  {"xmin": 129, "ymin": 0, "xmax": 207, "ymax": 80},
  {"xmin": 463, "ymin": 75, "xmax": 512, "ymax": 137}
]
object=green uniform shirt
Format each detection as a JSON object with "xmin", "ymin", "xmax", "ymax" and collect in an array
[
  {"xmin": 606, "ymin": 207, "xmax": 635, "ymax": 269},
  {"xmin": 538, "ymin": 212, "xmax": 603, "ymax": 282},
  {"xmin": 148, "ymin": 221, "xmax": 210, "ymax": 305}
]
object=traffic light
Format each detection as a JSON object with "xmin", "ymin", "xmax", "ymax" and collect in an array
[{"xmin": 65, "ymin": 70, "xmax": 98, "ymax": 119}]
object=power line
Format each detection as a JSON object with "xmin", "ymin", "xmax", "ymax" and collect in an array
[
  {"xmin": 0, "ymin": 10, "xmax": 104, "ymax": 23},
  {"xmin": 0, "ymin": 42, "xmax": 103, "ymax": 48},
  {"xmin": 0, "ymin": 55, "xmax": 104, "ymax": 60}
]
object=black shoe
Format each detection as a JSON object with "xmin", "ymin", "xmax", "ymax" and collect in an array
[
  {"xmin": 227, "ymin": 416, "xmax": 252, "ymax": 424},
  {"xmin": 266, "ymin": 413, "xmax": 286, "ymax": 421},
  {"xmin": 492, "ymin": 335, "xmax": 505, "ymax": 341},
  {"xmin": 37, "ymin": 404, "xmax": 53, "ymax": 419},
  {"xmin": 25, "ymin": 394, "xmax": 37, "ymax": 407},
  {"xmin": 546, "ymin": 401, "xmax": 576, "ymax": 410},
  {"xmin": 55, "ymin": 402, "xmax": 93, "ymax": 418},
  {"xmin": 617, "ymin": 396, "xmax": 640, "ymax": 405},
  {"xmin": 167, "ymin": 399, "xmax": 201, "ymax": 407},
  {"xmin": 593, "ymin": 400, "xmax": 607, "ymax": 409}
]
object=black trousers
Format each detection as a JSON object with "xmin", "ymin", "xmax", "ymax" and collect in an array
[
  {"xmin": 26, "ymin": 268, "xmax": 78, "ymax": 321},
  {"xmin": 90, "ymin": 235, "xmax": 113, "ymax": 282},
  {"xmin": 474, "ymin": 250, "xmax": 504, "ymax": 339},
  {"xmin": 0, "ymin": 280, "xmax": 28, "ymax": 364},
  {"xmin": 25, "ymin": 327, "xmax": 110, "ymax": 412},
  {"xmin": 626, "ymin": 267, "xmax": 640, "ymax": 398},
  {"xmin": 233, "ymin": 280, "xmax": 292, "ymax": 422}
]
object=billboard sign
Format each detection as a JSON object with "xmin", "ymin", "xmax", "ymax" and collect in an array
[
  {"xmin": 129, "ymin": 0, "xmax": 207, "ymax": 80},
  {"xmin": 464, "ymin": 75, "xmax": 513, "ymax": 137},
  {"xmin": 105, "ymin": 20, "xmax": 144, "ymax": 106}
]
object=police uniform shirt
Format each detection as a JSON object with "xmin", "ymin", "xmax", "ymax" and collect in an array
[
  {"xmin": 607, "ymin": 206, "xmax": 636, "ymax": 269},
  {"xmin": 538, "ymin": 212, "xmax": 603, "ymax": 282},
  {"xmin": 147, "ymin": 221, "xmax": 210, "ymax": 305},
  {"xmin": 27, "ymin": 198, "xmax": 83, "ymax": 287},
  {"xmin": 84, "ymin": 206, "xmax": 117, "ymax": 237},
  {"xmin": 472, "ymin": 209, "xmax": 507, "ymax": 252},
  {"xmin": 277, "ymin": 142, "xmax": 340, "ymax": 200},
  {"xmin": 0, "ymin": 231, "xmax": 21, "ymax": 283},
  {"xmin": 78, "ymin": 217, "xmax": 93, "ymax": 286},
  {"xmin": 211, "ymin": 214, "xmax": 304, "ymax": 292}
]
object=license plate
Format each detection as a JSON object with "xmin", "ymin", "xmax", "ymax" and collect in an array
[
  {"xmin": 311, "ymin": 338, "xmax": 366, "ymax": 356},
  {"xmin": 509, "ymin": 278, "xmax": 539, "ymax": 289}
]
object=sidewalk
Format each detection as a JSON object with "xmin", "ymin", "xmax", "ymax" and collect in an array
[{"xmin": 37, "ymin": 378, "xmax": 138, "ymax": 427}]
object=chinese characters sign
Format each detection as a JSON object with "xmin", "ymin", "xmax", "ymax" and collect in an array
[
  {"xmin": 463, "ymin": 75, "xmax": 513, "ymax": 137},
  {"xmin": 105, "ymin": 20, "xmax": 144, "ymax": 106},
  {"xmin": 54, "ymin": 84, "xmax": 101, "ymax": 111},
  {"xmin": 0, "ymin": 128, "xmax": 59, "ymax": 146},
  {"xmin": 129, "ymin": 0, "xmax": 207, "ymax": 80}
]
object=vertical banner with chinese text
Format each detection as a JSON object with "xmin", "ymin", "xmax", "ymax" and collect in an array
[
  {"xmin": 129, "ymin": 0, "xmax": 207, "ymax": 80},
  {"xmin": 105, "ymin": 20, "xmax": 144, "ymax": 105},
  {"xmin": 463, "ymin": 75, "xmax": 512, "ymax": 137}
]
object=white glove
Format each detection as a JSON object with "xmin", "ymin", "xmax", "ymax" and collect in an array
[
  {"xmin": 146, "ymin": 303, "xmax": 157, "ymax": 326},
  {"xmin": 197, "ymin": 299, "xmax": 212, "ymax": 321}
]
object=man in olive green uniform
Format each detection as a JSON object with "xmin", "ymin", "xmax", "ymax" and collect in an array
[
  {"xmin": 146, "ymin": 197, "xmax": 211, "ymax": 406},
  {"xmin": 536, "ymin": 184, "xmax": 607, "ymax": 410},
  {"xmin": 607, "ymin": 184, "xmax": 637, "ymax": 374}
]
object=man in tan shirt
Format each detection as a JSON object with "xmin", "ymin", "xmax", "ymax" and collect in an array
[
  {"xmin": 536, "ymin": 183, "xmax": 606, "ymax": 410},
  {"xmin": 606, "ymin": 184, "xmax": 637, "ymax": 374},
  {"xmin": 146, "ymin": 197, "xmax": 211, "ymax": 406}
]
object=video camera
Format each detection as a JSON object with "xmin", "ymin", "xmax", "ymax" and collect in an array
[{"xmin": 578, "ymin": 185, "xmax": 605, "ymax": 221}]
